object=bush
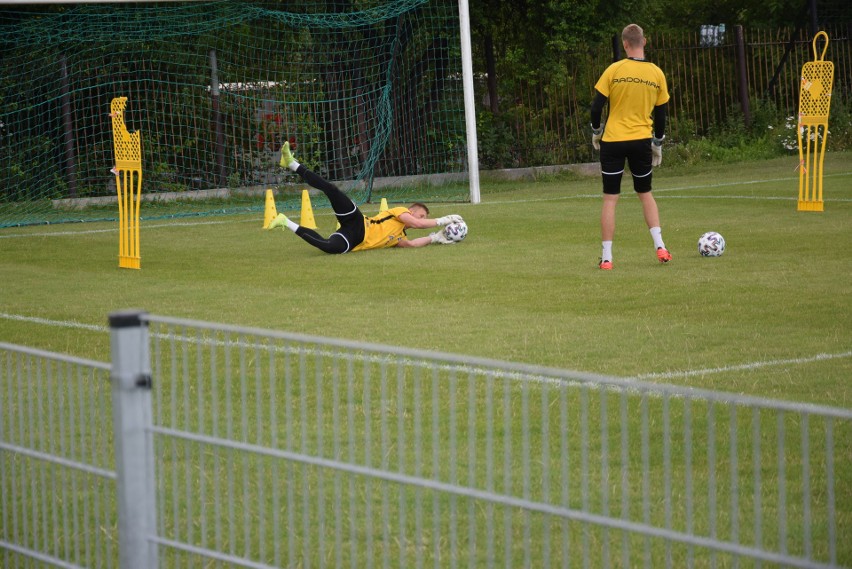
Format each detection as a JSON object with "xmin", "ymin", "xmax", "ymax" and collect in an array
[
  {"xmin": 666, "ymin": 99, "xmax": 798, "ymax": 166},
  {"xmin": 762, "ymin": 98, "xmax": 851, "ymax": 155},
  {"xmin": 825, "ymin": 99, "xmax": 852, "ymax": 151},
  {"xmin": 476, "ymin": 111, "xmax": 516, "ymax": 170}
]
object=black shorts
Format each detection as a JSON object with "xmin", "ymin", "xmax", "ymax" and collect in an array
[
  {"xmin": 334, "ymin": 215, "xmax": 366, "ymax": 251},
  {"xmin": 599, "ymin": 139, "xmax": 653, "ymax": 195}
]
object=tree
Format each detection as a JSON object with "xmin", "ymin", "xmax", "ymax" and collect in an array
[
  {"xmin": 642, "ymin": 0, "xmax": 811, "ymax": 29},
  {"xmin": 468, "ymin": 0, "xmax": 655, "ymax": 106}
]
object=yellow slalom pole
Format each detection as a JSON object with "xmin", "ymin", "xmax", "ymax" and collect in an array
[
  {"xmin": 110, "ymin": 97, "xmax": 142, "ymax": 269},
  {"xmin": 796, "ymin": 31, "xmax": 834, "ymax": 212}
]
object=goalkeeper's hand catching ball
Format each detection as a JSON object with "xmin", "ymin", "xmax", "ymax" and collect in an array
[
  {"xmin": 435, "ymin": 214, "xmax": 464, "ymax": 227},
  {"xmin": 429, "ymin": 231, "xmax": 454, "ymax": 245}
]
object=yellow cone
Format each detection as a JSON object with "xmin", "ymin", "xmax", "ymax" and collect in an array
[
  {"xmin": 262, "ymin": 189, "xmax": 278, "ymax": 229},
  {"xmin": 379, "ymin": 197, "xmax": 389, "ymax": 212},
  {"xmin": 300, "ymin": 189, "xmax": 317, "ymax": 229}
]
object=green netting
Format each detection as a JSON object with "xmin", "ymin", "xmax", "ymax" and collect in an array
[{"xmin": 0, "ymin": 1, "xmax": 471, "ymax": 228}]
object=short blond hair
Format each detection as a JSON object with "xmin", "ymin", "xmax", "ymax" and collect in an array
[
  {"xmin": 622, "ymin": 24, "xmax": 645, "ymax": 48},
  {"xmin": 409, "ymin": 202, "xmax": 430, "ymax": 215}
]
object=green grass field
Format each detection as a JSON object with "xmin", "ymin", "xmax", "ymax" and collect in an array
[
  {"xmin": 2, "ymin": 152, "xmax": 851, "ymax": 567},
  {"xmin": 2, "ymin": 152, "xmax": 849, "ymax": 407}
]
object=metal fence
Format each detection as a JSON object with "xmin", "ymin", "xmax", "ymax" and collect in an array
[
  {"xmin": 484, "ymin": 23, "xmax": 852, "ymax": 169},
  {"xmin": 2, "ymin": 311, "xmax": 851, "ymax": 568},
  {"xmin": 0, "ymin": 343, "xmax": 116, "ymax": 568}
]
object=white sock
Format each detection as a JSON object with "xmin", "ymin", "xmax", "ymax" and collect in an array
[
  {"xmin": 288, "ymin": 160, "xmax": 300, "ymax": 172},
  {"xmin": 650, "ymin": 227, "xmax": 665, "ymax": 249},
  {"xmin": 601, "ymin": 240, "xmax": 613, "ymax": 262},
  {"xmin": 283, "ymin": 215, "xmax": 299, "ymax": 232}
]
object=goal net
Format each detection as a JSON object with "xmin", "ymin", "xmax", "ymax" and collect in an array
[{"xmin": 0, "ymin": 0, "xmax": 472, "ymax": 228}]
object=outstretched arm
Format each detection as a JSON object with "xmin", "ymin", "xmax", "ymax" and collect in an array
[
  {"xmin": 399, "ymin": 212, "xmax": 440, "ymax": 230},
  {"xmin": 398, "ymin": 212, "xmax": 463, "ymax": 230},
  {"xmin": 398, "ymin": 231, "xmax": 455, "ymax": 248},
  {"xmin": 397, "ymin": 236, "xmax": 434, "ymax": 248},
  {"xmin": 398, "ymin": 228, "xmax": 458, "ymax": 248}
]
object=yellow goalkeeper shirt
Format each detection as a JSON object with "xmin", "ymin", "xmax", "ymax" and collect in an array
[
  {"xmin": 594, "ymin": 58, "xmax": 670, "ymax": 142},
  {"xmin": 352, "ymin": 206, "xmax": 411, "ymax": 251}
]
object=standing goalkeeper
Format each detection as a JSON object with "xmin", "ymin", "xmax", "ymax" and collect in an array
[
  {"xmin": 267, "ymin": 142, "xmax": 463, "ymax": 253},
  {"xmin": 590, "ymin": 23, "xmax": 671, "ymax": 270}
]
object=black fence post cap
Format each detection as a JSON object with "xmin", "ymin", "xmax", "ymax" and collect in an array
[{"xmin": 108, "ymin": 309, "xmax": 149, "ymax": 329}]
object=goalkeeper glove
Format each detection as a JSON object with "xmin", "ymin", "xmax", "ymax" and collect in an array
[
  {"xmin": 435, "ymin": 214, "xmax": 464, "ymax": 227},
  {"xmin": 591, "ymin": 124, "xmax": 604, "ymax": 150},
  {"xmin": 651, "ymin": 135, "xmax": 664, "ymax": 167},
  {"xmin": 429, "ymin": 231, "xmax": 454, "ymax": 245}
]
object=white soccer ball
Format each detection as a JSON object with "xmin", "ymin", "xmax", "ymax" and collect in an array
[
  {"xmin": 698, "ymin": 231, "xmax": 726, "ymax": 257},
  {"xmin": 443, "ymin": 220, "xmax": 468, "ymax": 243}
]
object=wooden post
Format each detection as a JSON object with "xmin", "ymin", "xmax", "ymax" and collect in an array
[
  {"xmin": 735, "ymin": 25, "xmax": 751, "ymax": 127},
  {"xmin": 59, "ymin": 54, "xmax": 78, "ymax": 198},
  {"xmin": 611, "ymin": 34, "xmax": 622, "ymax": 62}
]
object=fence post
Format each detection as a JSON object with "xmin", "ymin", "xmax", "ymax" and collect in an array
[
  {"xmin": 109, "ymin": 309, "xmax": 158, "ymax": 569},
  {"xmin": 735, "ymin": 25, "xmax": 752, "ymax": 127}
]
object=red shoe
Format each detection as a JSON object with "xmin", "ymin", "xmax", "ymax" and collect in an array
[
  {"xmin": 599, "ymin": 259, "xmax": 613, "ymax": 270},
  {"xmin": 656, "ymin": 247, "xmax": 672, "ymax": 263}
]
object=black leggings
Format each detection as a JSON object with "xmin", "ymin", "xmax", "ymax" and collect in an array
[{"xmin": 294, "ymin": 165, "xmax": 365, "ymax": 254}]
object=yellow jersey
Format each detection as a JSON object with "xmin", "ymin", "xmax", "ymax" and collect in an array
[
  {"xmin": 594, "ymin": 58, "xmax": 670, "ymax": 142},
  {"xmin": 352, "ymin": 206, "xmax": 411, "ymax": 251}
]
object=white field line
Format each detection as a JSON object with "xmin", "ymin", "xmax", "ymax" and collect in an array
[
  {"xmin": 1, "ymin": 312, "xmax": 849, "ymax": 385},
  {"xmin": 488, "ymin": 171, "xmax": 852, "ymax": 205},
  {"xmin": 634, "ymin": 351, "xmax": 852, "ymax": 381},
  {"xmin": 2, "ymin": 171, "xmax": 850, "ymax": 239},
  {"xmin": 0, "ymin": 216, "xmax": 259, "ymax": 239},
  {"xmin": 655, "ymin": 171, "xmax": 851, "ymax": 193},
  {"xmin": 0, "ymin": 313, "xmax": 106, "ymax": 332}
]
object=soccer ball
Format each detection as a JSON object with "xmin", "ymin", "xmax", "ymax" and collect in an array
[
  {"xmin": 444, "ymin": 220, "xmax": 468, "ymax": 243},
  {"xmin": 697, "ymin": 231, "xmax": 726, "ymax": 257}
]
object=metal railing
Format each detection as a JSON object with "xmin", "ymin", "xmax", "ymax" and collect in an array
[
  {"xmin": 484, "ymin": 24, "xmax": 851, "ymax": 169},
  {"xmin": 0, "ymin": 343, "xmax": 116, "ymax": 568},
  {"xmin": 2, "ymin": 311, "xmax": 851, "ymax": 568}
]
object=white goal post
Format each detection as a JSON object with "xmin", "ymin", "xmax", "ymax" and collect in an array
[{"xmin": 457, "ymin": 0, "xmax": 481, "ymax": 204}]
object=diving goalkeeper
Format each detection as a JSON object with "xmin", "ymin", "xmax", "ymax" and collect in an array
[{"xmin": 267, "ymin": 142, "xmax": 464, "ymax": 253}]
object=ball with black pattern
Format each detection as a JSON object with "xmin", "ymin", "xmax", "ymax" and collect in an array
[
  {"xmin": 443, "ymin": 220, "xmax": 468, "ymax": 243},
  {"xmin": 698, "ymin": 231, "xmax": 725, "ymax": 257}
]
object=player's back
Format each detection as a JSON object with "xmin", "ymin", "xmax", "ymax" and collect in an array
[{"xmin": 597, "ymin": 59, "xmax": 669, "ymax": 141}]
